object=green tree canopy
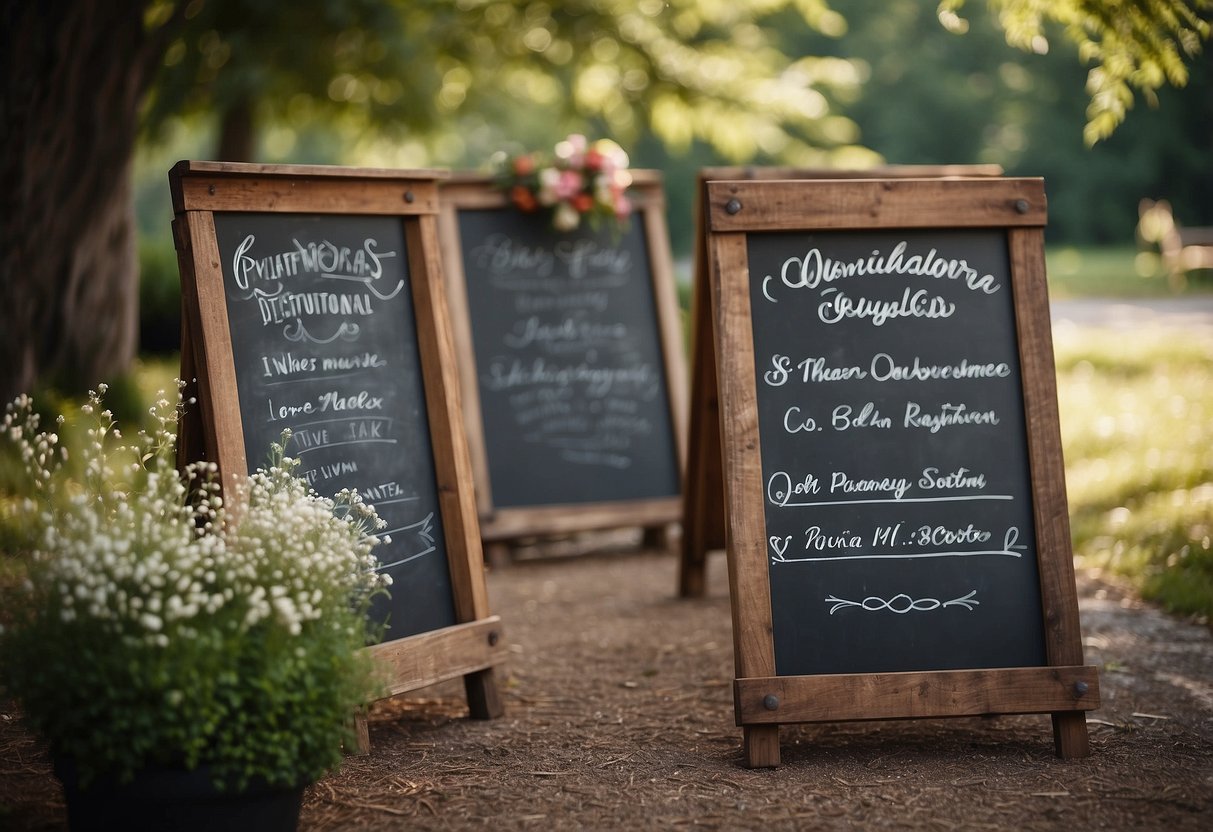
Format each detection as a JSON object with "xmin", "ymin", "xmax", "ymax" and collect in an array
[
  {"xmin": 143, "ymin": 0, "xmax": 872, "ymax": 168},
  {"xmin": 943, "ymin": 0, "xmax": 1211, "ymax": 144}
]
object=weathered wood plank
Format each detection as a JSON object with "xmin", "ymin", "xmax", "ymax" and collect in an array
[
  {"xmin": 1008, "ymin": 228, "xmax": 1086, "ymax": 669},
  {"xmin": 366, "ymin": 617, "xmax": 506, "ymax": 698},
  {"xmin": 175, "ymin": 211, "xmax": 248, "ymax": 507},
  {"xmin": 735, "ymin": 666, "xmax": 1100, "ymax": 724},
  {"xmin": 170, "ymin": 161, "xmax": 444, "ymax": 214},
  {"xmin": 707, "ymin": 178, "xmax": 1047, "ymax": 232},
  {"xmin": 709, "ymin": 231, "xmax": 776, "ymax": 681},
  {"xmin": 480, "ymin": 497, "xmax": 682, "ymax": 541}
]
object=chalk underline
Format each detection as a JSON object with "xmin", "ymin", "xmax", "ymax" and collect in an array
[
  {"xmin": 771, "ymin": 494, "xmax": 1015, "ymax": 508},
  {"xmin": 375, "ymin": 545, "xmax": 436, "ymax": 570},
  {"xmin": 772, "ymin": 548, "xmax": 1023, "ymax": 563},
  {"xmin": 293, "ymin": 438, "xmax": 398, "ymax": 456},
  {"xmin": 369, "ymin": 496, "xmax": 420, "ymax": 507},
  {"xmin": 260, "ymin": 369, "xmax": 367, "ymax": 387}
]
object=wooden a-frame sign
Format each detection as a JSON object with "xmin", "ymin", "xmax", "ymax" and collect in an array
[
  {"xmin": 436, "ymin": 173, "xmax": 688, "ymax": 545},
  {"xmin": 170, "ymin": 162, "xmax": 505, "ymax": 751},
  {"xmin": 699, "ymin": 177, "xmax": 1098, "ymax": 767},
  {"xmin": 679, "ymin": 165, "xmax": 1002, "ymax": 597}
]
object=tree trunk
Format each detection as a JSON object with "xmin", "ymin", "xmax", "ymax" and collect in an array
[
  {"xmin": 217, "ymin": 95, "xmax": 257, "ymax": 162},
  {"xmin": 1, "ymin": 3, "xmax": 174, "ymax": 402}
]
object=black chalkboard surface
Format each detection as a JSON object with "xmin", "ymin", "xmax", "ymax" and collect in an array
[
  {"xmin": 212, "ymin": 212, "xmax": 456, "ymax": 641},
  {"xmin": 437, "ymin": 175, "xmax": 687, "ymax": 543},
  {"xmin": 746, "ymin": 229, "xmax": 1047, "ymax": 675},
  {"xmin": 455, "ymin": 207, "xmax": 680, "ymax": 508}
]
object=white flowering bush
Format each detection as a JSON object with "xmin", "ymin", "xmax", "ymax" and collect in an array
[{"xmin": 0, "ymin": 385, "xmax": 390, "ymax": 789}]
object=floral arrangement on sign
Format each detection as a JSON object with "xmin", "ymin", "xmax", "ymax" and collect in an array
[
  {"xmin": 497, "ymin": 133, "xmax": 633, "ymax": 232},
  {"xmin": 0, "ymin": 384, "xmax": 391, "ymax": 791}
]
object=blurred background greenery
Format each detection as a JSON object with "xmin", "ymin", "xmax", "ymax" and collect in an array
[
  {"xmin": 127, "ymin": 0, "xmax": 1211, "ymax": 355},
  {"xmin": 4, "ymin": 0, "xmax": 1211, "ymax": 619}
]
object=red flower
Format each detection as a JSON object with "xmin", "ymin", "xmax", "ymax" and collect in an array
[
  {"xmin": 512, "ymin": 154, "xmax": 536, "ymax": 176},
  {"xmin": 511, "ymin": 185, "xmax": 539, "ymax": 212},
  {"xmin": 571, "ymin": 193, "xmax": 594, "ymax": 214},
  {"xmin": 584, "ymin": 148, "xmax": 605, "ymax": 171}
]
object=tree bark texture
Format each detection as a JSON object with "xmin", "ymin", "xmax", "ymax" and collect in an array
[{"xmin": 1, "ymin": 3, "xmax": 171, "ymax": 402}]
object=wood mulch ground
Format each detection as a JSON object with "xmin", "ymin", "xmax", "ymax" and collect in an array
[{"xmin": 4, "ymin": 534, "xmax": 1210, "ymax": 830}]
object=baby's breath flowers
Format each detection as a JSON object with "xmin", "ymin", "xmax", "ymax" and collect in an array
[{"xmin": 0, "ymin": 386, "xmax": 390, "ymax": 790}]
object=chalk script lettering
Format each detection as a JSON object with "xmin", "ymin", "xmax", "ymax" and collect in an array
[
  {"xmin": 267, "ymin": 397, "xmax": 314, "ymax": 422},
  {"xmin": 782, "ymin": 406, "xmax": 820, "ymax": 434},
  {"xmin": 817, "ymin": 286, "xmax": 955, "ymax": 326},
  {"xmin": 803, "ymin": 526, "xmax": 864, "ymax": 551},
  {"xmin": 869, "ymin": 353, "xmax": 1011, "ymax": 382},
  {"xmin": 504, "ymin": 316, "xmax": 628, "ymax": 349},
  {"xmin": 904, "ymin": 402, "xmax": 1000, "ymax": 433},
  {"xmin": 919, "ymin": 466, "xmax": 988, "ymax": 490},
  {"xmin": 262, "ymin": 352, "xmax": 317, "ymax": 378},
  {"xmin": 830, "ymin": 471, "xmax": 911, "ymax": 501},
  {"xmin": 469, "ymin": 234, "xmax": 556, "ymax": 277},
  {"xmin": 321, "ymin": 353, "xmax": 387, "ymax": 371},
  {"xmin": 484, "ymin": 358, "xmax": 658, "ymax": 398},
  {"xmin": 258, "ymin": 290, "xmax": 374, "ymax": 326},
  {"xmin": 762, "ymin": 241, "xmax": 1002, "ymax": 302},
  {"xmin": 912, "ymin": 524, "xmax": 994, "ymax": 546},
  {"xmin": 766, "ymin": 470, "xmax": 822, "ymax": 506},
  {"xmin": 831, "ymin": 402, "xmax": 891, "ymax": 431},
  {"xmin": 554, "ymin": 239, "xmax": 631, "ymax": 279},
  {"xmin": 318, "ymin": 390, "xmax": 385, "ymax": 412},
  {"xmin": 233, "ymin": 234, "xmax": 393, "ymax": 291}
]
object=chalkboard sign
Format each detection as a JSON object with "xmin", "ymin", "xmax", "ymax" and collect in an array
[
  {"xmin": 438, "ymin": 175, "xmax": 686, "ymax": 541},
  {"xmin": 211, "ymin": 212, "xmax": 454, "ymax": 640},
  {"xmin": 170, "ymin": 162, "xmax": 504, "ymax": 742},
  {"xmin": 678, "ymin": 165, "xmax": 1004, "ymax": 598},
  {"xmin": 702, "ymin": 177, "xmax": 1098, "ymax": 766}
]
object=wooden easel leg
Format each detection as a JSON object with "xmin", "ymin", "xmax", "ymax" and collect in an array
[
  {"xmin": 641, "ymin": 525, "xmax": 669, "ymax": 552},
  {"xmin": 464, "ymin": 667, "xmax": 505, "ymax": 719},
  {"xmin": 677, "ymin": 228, "xmax": 725, "ymax": 599},
  {"xmin": 485, "ymin": 541, "xmax": 511, "ymax": 570},
  {"xmin": 742, "ymin": 725, "xmax": 781, "ymax": 768},
  {"xmin": 351, "ymin": 710, "xmax": 371, "ymax": 756},
  {"xmin": 1051, "ymin": 712, "xmax": 1090, "ymax": 759}
]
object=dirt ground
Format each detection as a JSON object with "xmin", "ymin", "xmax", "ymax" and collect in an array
[{"xmin": 3, "ymin": 535, "xmax": 1211, "ymax": 831}]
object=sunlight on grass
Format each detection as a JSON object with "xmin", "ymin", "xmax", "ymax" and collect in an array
[
  {"xmin": 1056, "ymin": 326, "xmax": 1213, "ymax": 622},
  {"xmin": 1045, "ymin": 245, "xmax": 1213, "ymax": 299}
]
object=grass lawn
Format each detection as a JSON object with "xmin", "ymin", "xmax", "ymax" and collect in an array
[
  {"xmin": 1055, "ymin": 325, "xmax": 1213, "ymax": 622},
  {"xmin": 1046, "ymin": 244, "xmax": 1213, "ymax": 298}
]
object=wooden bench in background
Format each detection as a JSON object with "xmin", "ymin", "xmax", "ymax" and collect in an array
[{"xmin": 1138, "ymin": 198, "xmax": 1213, "ymax": 289}]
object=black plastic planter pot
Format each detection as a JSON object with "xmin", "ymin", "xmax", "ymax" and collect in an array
[{"xmin": 54, "ymin": 758, "xmax": 305, "ymax": 832}]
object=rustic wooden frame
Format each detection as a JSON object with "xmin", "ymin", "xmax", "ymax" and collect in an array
[
  {"xmin": 169, "ymin": 161, "xmax": 505, "ymax": 749},
  {"xmin": 436, "ymin": 173, "xmax": 688, "ymax": 543},
  {"xmin": 703, "ymin": 177, "xmax": 1098, "ymax": 767},
  {"xmin": 679, "ymin": 166, "xmax": 1003, "ymax": 597}
]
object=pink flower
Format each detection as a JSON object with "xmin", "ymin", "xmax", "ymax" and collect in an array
[
  {"xmin": 555, "ymin": 134, "xmax": 588, "ymax": 168},
  {"xmin": 555, "ymin": 170, "xmax": 583, "ymax": 200}
]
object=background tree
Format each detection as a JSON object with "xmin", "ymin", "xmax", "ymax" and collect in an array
[{"xmin": 1, "ymin": 3, "xmax": 186, "ymax": 405}]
